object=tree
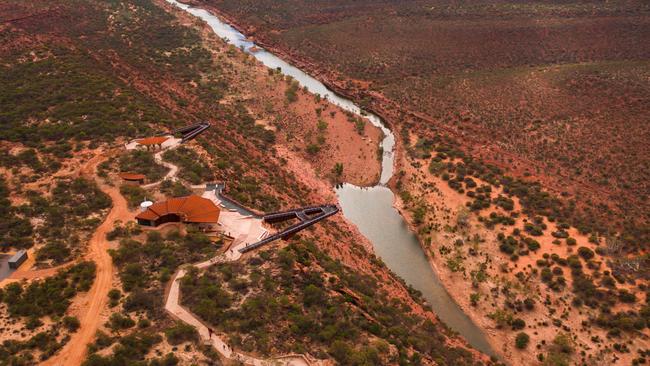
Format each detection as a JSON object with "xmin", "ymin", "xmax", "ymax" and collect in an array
[
  {"xmin": 470, "ymin": 293, "xmax": 480, "ymax": 306},
  {"xmin": 165, "ymin": 322, "xmax": 198, "ymax": 345},
  {"xmin": 511, "ymin": 318, "xmax": 526, "ymax": 330},
  {"xmin": 63, "ymin": 316, "xmax": 80, "ymax": 332},
  {"xmin": 108, "ymin": 289, "xmax": 121, "ymax": 308},
  {"xmin": 333, "ymin": 163, "xmax": 344, "ymax": 178},
  {"xmin": 577, "ymin": 246, "xmax": 594, "ymax": 260},
  {"xmin": 108, "ymin": 313, "xmax": 135, "ymax": 331},
  {"xmin": 515, "ymin": 332, "xmax": 530, "ymax": 349}
]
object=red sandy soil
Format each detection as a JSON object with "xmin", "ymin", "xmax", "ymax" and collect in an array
[
  {"xmin": 394, "ymin": 148, "xmax": 649, "ymax": 365},
  {"xmin": 0, "ymin": 2, "xmax": 487, "ymax": 363},
  {"xmin": 41, "ymin": 152, "xmax": 130, "ymax": 366},
  {"xmin": 6, "ymin": 260, "xmax": 75, "ymax": 282},
  {"xmin": 165, "ymin": 1, "xmax": 382, "ymax": 187},
  {"xmin": 248, "ymin": 77, "xmax": 383, "ymax": 187},
  {"xmin": 192, "ymin": 0, "xmax": 650, "ymax": 247}
]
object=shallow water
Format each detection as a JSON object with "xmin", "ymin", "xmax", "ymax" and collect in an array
[{"xmin": 167, "ymin": 0, "xmax": 494, "ymax": 356}]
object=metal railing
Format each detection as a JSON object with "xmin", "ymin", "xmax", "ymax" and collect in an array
[{"xmin": 239, "ymin": 205, "xmax": 339, "ymax": 253}]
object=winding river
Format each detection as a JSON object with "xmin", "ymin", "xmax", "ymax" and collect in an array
[{"xmin": 167, "ymin": 0, "xmax": 494, "ymax": 356}]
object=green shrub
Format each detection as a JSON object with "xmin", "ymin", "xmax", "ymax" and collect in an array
[
  {"xmin": 285, "ymin": 80, "xmax": 299, "ymax": 103},
  {"xmin": 577, "ymin": 246, "xmax": 594, "ymax": 260},
  {"xmin": 470, "ymin": 293, "xmax": 480, "ymax": 306},
  {"xmin": 162, "ymin": 147, "xmax": 213, "ymax": 185},
  {"xmin": 1, "ymin": 262, "xmax": 95, "ymax": 319},
  {"xmin": 515, "ymin": 332, "xmax": 530, "ymax": 349},
  {"xmin": 36, "ymin": 241, "xmax": 71, "ymax": 264},
  {"xmin": 119, "ymin": 184, "xmax": 147, "ymax": 208},
  {"xmin": 511, "ymin": 318, "xmax": 526, "ymax": 330},
  {"xmin": 118, "ymin": 150, "xmax": 167, "ymax": 181},
  {"xmin": 108, "ymin": 313, "xmax": 135, "ymax": 331},
  {"xmin": 63, "ymin": 316, "xmax": 80, "ymax": 332},
  {"xmin": 306, "ymin": 144, "xmax": 320, "ymax": 155},
  {"xmin": 355, "ymin": 119, "xmax": 365, "ymax": 135},
  {"xmin": 165, "ymin": 322, "xmax": 198, "ymax": 345},
  {"xmin": 618, "ymin": 290, "xmax": 636, "ymax": 304},
  {"xmin": 108, "ymin": 289, "xmax": 121, "ymax": 307}
]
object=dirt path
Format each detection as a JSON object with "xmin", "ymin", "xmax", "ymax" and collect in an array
[{"xmin": 42, "ymin": 152, "xmax": 131, "ymax": 366}]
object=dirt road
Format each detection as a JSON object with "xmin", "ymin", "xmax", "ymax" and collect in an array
[{"xmin": 42, "ymin": 152, "xmax": 130, "ymax": 366}]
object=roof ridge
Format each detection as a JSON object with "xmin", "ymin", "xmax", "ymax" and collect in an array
[{"xmin": 176, "ymin": 195, "xmax": 191, "ymax": 213}]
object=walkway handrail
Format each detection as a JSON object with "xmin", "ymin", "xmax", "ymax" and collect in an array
[
  {"xmin": 181, "ymin": 123, "xmax": 211, "ymax": 142},
  {"xmin": 263, "ymin": 204, "xmax": 331, "ymax": 218},
  {"xmin": 171, "ymin": 121, "xmax": 204, "ymax": 135},
  {"xmin": 240, "ymin": 205, "xmax": 339, "ymax": 253}
]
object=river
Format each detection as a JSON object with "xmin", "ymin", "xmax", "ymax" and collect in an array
[{"xmin": 166, "ymin": 0, "xmax": 494, "ymax": 356}]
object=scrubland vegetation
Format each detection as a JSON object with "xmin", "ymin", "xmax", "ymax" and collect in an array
[
  {"xmin": 397, "ymin": 134, "xmax": 650, "ymax": 364},
  {"xmin": 0, "ymin": 175, "xmax": 110, "ymax": 264},
  {"xmin": 162, "ymin": 146, "xmax": 213, "ymax": 185},
  {"xmin": 0, "ymin": 262, "xmax": 95, "ymax": 364},
  {"xmin": 203, "ymin": 0, "xmax": 650, "ymax": 250},
  {"xmin": 117, "ymin": 150, "xmax": 169, "ymax": 182},
  {"xmin": 0, "ymin": 0, "xmax": 528, "ymax": 364},
  {"xmin": 182, "ymin": 240, "xmax": 482, "ymax": 365}
]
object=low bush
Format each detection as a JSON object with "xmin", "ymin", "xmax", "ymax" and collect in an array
[
  {"xmin": 165, "ymin": 322, "xmax": 198, "ymax": 345},
  {"xmin": 515, "ymin": 332, "xmax": 530, "ymax": 349}
]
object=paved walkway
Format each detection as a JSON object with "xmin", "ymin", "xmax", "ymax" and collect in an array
[
  {"xmin": 165, "ymin": 253, "xmax": 320, "ymax": 366},
  {"xmin": 201, "ymin": 190, "xmax": 269, "ymax": 256},
  {"xmin": 142, "ymin": 150, "xmax": 179, "ymax": 188},
  {"xmin": 124, "ymin": 136, "xmax": 321, "ymax": 365}
]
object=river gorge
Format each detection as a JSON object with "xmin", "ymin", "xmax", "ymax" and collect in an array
[{"xmin": 166, "ymin": 0, "xmax": 495, "ymax": 357}]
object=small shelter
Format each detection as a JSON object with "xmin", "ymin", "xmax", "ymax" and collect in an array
[
  {"xmin": 136, "ymin": 195, "xmax": 220, "ymax": 231},
  {"xmin": 119, "ymin": 172, "xmax": 146, "ymax": 185},
  {"xmin": 8, "ymin": 250, "xmax": 28, "ymax": 269},
  {"xmin": 136, "ymin": 136, "xmax": 169, "ymax": 150}
]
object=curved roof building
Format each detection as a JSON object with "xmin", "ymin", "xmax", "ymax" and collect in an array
[
  {"xmin": 119, "ymin": 172, "xmax": 146, "ymax": 184},
  {"xmin": 136, "ymin": 136, "xmax": 169, "ymax": 146},
  {"xmin": 135, "ymin": 195, "xmax": 220, "ymax": 227}
]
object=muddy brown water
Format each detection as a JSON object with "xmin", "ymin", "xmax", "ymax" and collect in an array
[{"xmin": 167, "ymin": 0, "xmax": 495, "ymax": 356}]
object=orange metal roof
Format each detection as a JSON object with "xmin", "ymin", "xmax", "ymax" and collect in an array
[
  {"xmin": 136, "ymin": 136, "xmax": 169, "ymax": 145},
  {"xmin": 135, "ymin": 195, "xmax": 220, "ymax": 224},
  {"xmin": 119, "ymin": 172, "xmax": 146, "ymax": 181},
  {"xmin": 136, "ymin": 209, "xmax": 159, "ymax": 221},
  {"xmin": 166, "ymin": 197, "xmax": 186, "ymax": 213}
]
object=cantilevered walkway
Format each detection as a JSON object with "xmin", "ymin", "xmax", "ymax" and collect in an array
[
  {"xmin": 239, "ymin": 205, "xmax": 339, "ymax": 253},
  {"xmin": 172, "ymin": 121, "xmax": 211, "ymax": 142}
]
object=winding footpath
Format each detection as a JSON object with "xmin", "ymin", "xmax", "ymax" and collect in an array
[
  {"xmin": 142, "ymin": 149, "xmax": 179, "ymax": 188},
  {"xmin": 164, "ymin": 252, "xmax": 320, "ymax": 366},
  {"xmin": 153, "ymin": 152, "xmax": 319, "ymax": 365}
]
